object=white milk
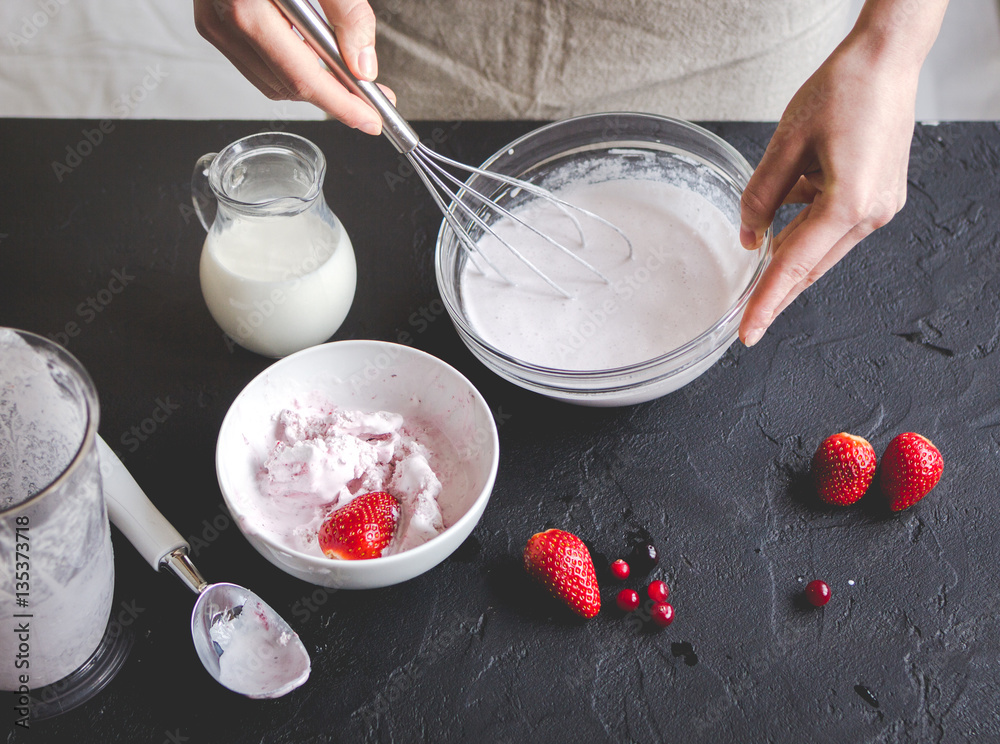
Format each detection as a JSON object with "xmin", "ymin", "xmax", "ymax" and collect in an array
[
  {"xmin": 461, "ymin": 179, "xmax": 753, "ymax": 370},
  {"xmin": 200, "ymin": 211, "xmax": 357, "ymax": 357}
]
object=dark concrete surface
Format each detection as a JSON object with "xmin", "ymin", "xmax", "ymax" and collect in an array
[{"xmin": 1, "ymin": 119, "xmax": 999, "ymax": 743}]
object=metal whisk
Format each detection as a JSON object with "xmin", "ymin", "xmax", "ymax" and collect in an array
[{"xmin": 271, "ymin": 0, "xmax": 632, "ymax": 297}]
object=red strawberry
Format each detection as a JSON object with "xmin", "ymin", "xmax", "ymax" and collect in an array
[
  {"xmin": 880, "ymin": 433, "xmax": 943, "ymax": 511},
  {"xmin": 318, "ymin": 491, "xmax": 399, "ymax": 560},
  {"xmin": 523, "ymin": 529, "xmax": 601, "ymax": 619},
  {"xmin": 811, "ymin": 432, "xmax": 877, "ymax": 505}
]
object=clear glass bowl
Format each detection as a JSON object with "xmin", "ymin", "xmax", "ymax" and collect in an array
[{"xmin": 434, "ymin": 113, "xmax": 770, "ymax": 406}]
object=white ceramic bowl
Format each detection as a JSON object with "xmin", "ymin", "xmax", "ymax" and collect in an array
[
  {"xmin": 215, "ymin": 340, "xmax": 500, "ymax": 589},
  {"xmin": 435, "ymin": 113, "xmax": 770, "ymax": 406}
]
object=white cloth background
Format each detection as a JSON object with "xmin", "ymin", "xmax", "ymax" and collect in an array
[
  {"xmin": 0, "ymin": 0, "xmax": 323, "ymax": 120},
  {"xmin": 371, "ymin": 0, "xmax": 851, "ymax": 121},
  {"xmin": 0, "ymin": 0, "xmax": 998, "ymax": 120}
]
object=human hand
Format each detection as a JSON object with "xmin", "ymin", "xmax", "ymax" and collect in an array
[
  {"xmin": 194, "ymin": 0, "xmax": 395, "ymax": 134},
  {"xmin": 738, "ymin": 23, "xmax": 930, "ymax": 346}
]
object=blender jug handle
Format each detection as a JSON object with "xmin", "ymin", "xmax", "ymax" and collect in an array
[{"xmin": 191, "ymin": 152, "xmax": 218, "ymax": 232}]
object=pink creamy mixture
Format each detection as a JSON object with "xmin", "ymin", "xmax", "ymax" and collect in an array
[
  {"xmin": 462, "ymin": 178, "xmax": 752, "ymax": 370},
  {"xmin": 254, "ymin": 403, "xmax": 454, "ymax": 557}
]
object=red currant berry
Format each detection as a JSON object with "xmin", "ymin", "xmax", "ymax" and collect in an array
[
  {"xmin": 805, "ymin": 580, "xmax": 831, "ymax": 607},
  {"xmin": 650, "ymin": 602, "xmax": 674, "ymax": 628},
  {"xmin": 616, "ymin": 588, "xmax": 640, "ymax": 612},
  {"xmin": 647, "ymin": 580, "xmax": 669, "ymax": 603},
  {"xmin": 610, "ymin": 559, "xmax": 630, "ymax": 580}
]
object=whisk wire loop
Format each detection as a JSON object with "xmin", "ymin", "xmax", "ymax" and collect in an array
[
  {"xmin": 413, "ymin": 149, "xmax": 598, "ymax": 297},
  {"xmin": 271, "ymin": 0, "xmax": 634, "ymax": 297},
  {"xmin": 416, "ymin": 149, "xmax": 620, "ymax": 287},
  {"xmin": 425, "ymin": 149, "xmax": 635, "ymax": 263}
]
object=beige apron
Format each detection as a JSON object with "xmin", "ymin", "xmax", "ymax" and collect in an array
[{"xmin": 370, "ymin": 0, "xmax": 852, "ymax": 120}]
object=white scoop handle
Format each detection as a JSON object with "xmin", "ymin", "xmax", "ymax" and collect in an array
[{"xmin": 97, "ymin": 435, "xmax": 188, "ymax": 570}]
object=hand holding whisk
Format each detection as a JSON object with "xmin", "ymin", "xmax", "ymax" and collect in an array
[{"xmin": 270, "ymin": 0, "xmax": 633, "ymax": 297}]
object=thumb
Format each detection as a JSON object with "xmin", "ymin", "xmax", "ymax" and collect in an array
[
  {"xmin": 740, "ymin": 129, "xmax": 810, "ymax": 249},
  {"xmin": 320, "ymin": 0, "xmax": 378, "ymax": 81}
]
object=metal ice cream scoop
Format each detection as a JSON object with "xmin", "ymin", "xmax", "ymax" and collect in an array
[{"xmin": 97, "ymin": 436, "xmax": 310, "ymax": 698}]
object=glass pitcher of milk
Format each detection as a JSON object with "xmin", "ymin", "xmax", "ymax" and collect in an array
[{"xmin": 192, "ymin": 132, "xmax": 357, "ymax": 357}]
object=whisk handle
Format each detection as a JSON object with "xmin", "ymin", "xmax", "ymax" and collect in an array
[{"xmin": 271, "ymin": 0, "xmax": 420, "ymax": 154}]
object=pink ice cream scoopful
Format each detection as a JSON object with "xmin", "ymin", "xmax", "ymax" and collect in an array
[{"xmin": 252, "ymin": 400, "xmax": 462, "ymax": 558}]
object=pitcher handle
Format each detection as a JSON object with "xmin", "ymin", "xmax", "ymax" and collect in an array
[{"xmin": 191, "ymin": 153, "xmax": 218, "ymax": 233}]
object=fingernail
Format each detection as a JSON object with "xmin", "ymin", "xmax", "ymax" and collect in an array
[
  {"xmin": 743, "ymin": 327, "xmax": 765, "ymax": 347},
  {"xmin": 358, "ymin": 120, "xmax": 381, "ymax": 136},
  {"xmin": 740, "ymin": 225, "xmax": 757, "ymax": 249},
  {"xmin": 358, "ymin": 46, "xmax": 377, "ymax": 80}
]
